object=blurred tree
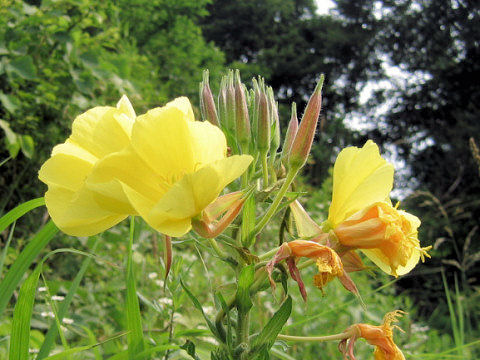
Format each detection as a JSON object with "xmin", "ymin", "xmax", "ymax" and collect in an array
[
  {"xmin": 0, "ymin": 0, "xmax": 224, "ymax": 221},
  {"xmin": 201, "ymin": 0, "xmax": 384, "ymax": 183}
]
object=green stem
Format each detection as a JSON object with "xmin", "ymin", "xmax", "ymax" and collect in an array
[
  {"xmin": 297, "ymin": 258, "xmax": 315, "ymax": 270},
  {"xmin": 257, "ymin": 246, "xmax": 280, "ymax": 261},
  {"xmin": 261, "ymin": 152, "xmax": 269, "ymax": 187},
  {"xmin": 253, "ymin": 169, "xmax": 297, "ymax": 236},
  {"xmin": 209, "ymin": 238, "xmax": 227, "ymax": 258},
  {"xmin": 236, "ymin": 310, "xmax": 250, "ymax": 346},
  {"xmin": 277, "ymin": 332, "xmax": 351, "ymax": 342}
]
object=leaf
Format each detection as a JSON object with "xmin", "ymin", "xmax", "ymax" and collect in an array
[
  {"xmin": 0, "ymin": 92, "xmax": 20, "ymax": 113},
  {"xmin": 214, "ymin": 291, "xmax": 232, "ymax": 348},
  {"xmin": 180, "ymin": 278, "xmax": 220, "ymax": 339},
  {"xmin": 36, "ymin": 238, "xmax": 100, "ymax": 360},
  {"xmin": 0, "ymin": 118, "xmax": 20, "ymax": 157},
  {"xmin": 180, "ymin": 340, "xmax": 201, "ymax": 360},
  {"xmin": 126, "ymin": 217, "xmax": 146, "ymax": 359},
  {"xmin": 9, "ymin": 266, "xmax": 41, "ymax": 360},
  {"xmin": 0, "ymin": 197, "xmax": 45, "ymax": 235},
  {"xmin": 250, "ymin": 296, "xmax": 292, "ymax": 356},
  {"xmin": 0, "ymin": 220, "xmax": 58, "ymax": 316},
  {"xmin": 6, "ymin": 55, "xmax": 37, "ymax": 80},
  {"xmin": 235, "ymin": 264, "xmax": 255, "ymax": 313},
  {"xmin": 20, "ymin": 135, "xmax": 35, "ymax": 159}
]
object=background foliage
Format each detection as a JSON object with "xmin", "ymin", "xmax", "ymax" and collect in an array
[{"xmin": 1, "ymin": 0, "xmax": 479, "ymax": 358}]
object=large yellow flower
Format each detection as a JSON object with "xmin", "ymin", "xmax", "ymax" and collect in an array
[
  {"xmin": 38, "ymin": 96, "xmax": 137, "ymax": 236},
  {"xmin": 324, "ymin": 140, "xmax": 430, "ymax": 276},
  {"xmin": 88, "ymin": 97, "xmax": 252, "ymax": 237}
]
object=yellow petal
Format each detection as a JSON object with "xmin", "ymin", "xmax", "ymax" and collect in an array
[
  {"xmin": 88, "ymin": 146, "xmax": 166, "ymax": 204},
  {"xmin": 361, "ymin": 248, "xmax": 420, "ymax": 276},
  {"xmin": 145, "ymin": 155, "xmax": 252, "ymax": 236},
  {"xmin": 188, "ymin": 120, "xmax": 227, "ymax": 165},
  {"xmin": 328, "ymin": 140, "xmax": 394, "ymax": 227},
  {"xmin": 131, "ymin": 105, "xmax": 195, "ymax": 180},
  {"xmin": 165, "ymin": 96, "xmax": 195, "ymax": 121},
  {"xmin": 69, "ymin": 106, "xmax": 134, "ymax": 158},
  {"xmin": 44, "ymin": 186, "xmax": 127, "ymax": 236},
  {"xmin": 116, "ymin": 95, "xmax": 136, "ymax": 120},
  {"xmin": 39, "ymin": 150, "xmax": 95, "ymax": 192}
]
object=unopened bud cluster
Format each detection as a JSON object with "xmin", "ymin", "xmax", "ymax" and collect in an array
[{"xmin": 199, "ymin": 70, "xmax": 324, "ymax": 183}]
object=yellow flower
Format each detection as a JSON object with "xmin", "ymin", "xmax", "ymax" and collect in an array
[
  {"xmin": 325, "ymin": 140, "xmax": 430, "ymax": 276},
  {"xmin": 88, "ymin": 97, "xmax": 252, "ymax": 237},
  {"xmin": 341, "ymin": 311, "xmax": 406, "ymax": 360},
  {"xmin": 38, "ymin": 96, "xmax": 137, "ymax": 236}
]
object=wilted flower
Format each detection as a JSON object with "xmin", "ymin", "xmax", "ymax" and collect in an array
[
  {"xmin": 266, "ymin": 240, "xmax": 347, "ymax": 301},
  {"xmin": 38, "ymin": 96, "xmax": 136, "ymax": 236},
  {"xmin": 339, "ymin": 311, "xmax": 406, "ymax": 360},
  {"xmin": 89, "ymin": 97, "xmax": 252, "ymax": 237}
]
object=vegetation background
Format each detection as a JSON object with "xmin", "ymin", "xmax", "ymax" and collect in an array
[{"xmin": 0, "ymin": 0, "xmax": 479, "ymax": 358}]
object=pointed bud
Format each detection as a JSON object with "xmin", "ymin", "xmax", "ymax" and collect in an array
[
  {"xmin": 289, "ymin": 199, "xmax": 323, "ymax": 238},
  {"xmin": 267, "ymin": 87, "xmax": 280, "ymax": 157},
  {"xmin": 251, "ymin": 78, "xmax": 260, "ymax": 141},
  {"xmin": 257, "ymin": 89, "xmax": 270, "ymax": 154},
  {"xmin": 234, "ymin": 70, "xmax": 251, "ymax": 149},
  {"xmin": 218, "ymin": 76, "xmax": 228, "ymax": 126},
  {"xmin": 200, "ymin": 70, "xmax": 219, "ymax": 127},
  {"xmin": 281, "ymin": 102, "xmax": 298, "ymax": 165},
  {"xmin": 288, "ymin": 74, "xmax": 324, "ymax": 171},
  {"xmin": 225, "ymin": 70, "xmax": 236, "ymax": 134}
]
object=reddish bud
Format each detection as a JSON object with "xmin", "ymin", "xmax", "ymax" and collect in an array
[
  {"xmin": 200, "ymin": 70, "xmax": 220, "ymax": 127},
  {"xmin": 289, "ymin": 74, "xmax": 324, "ymax": 170},
  {"xmin": 257, "ymin": 90, "xmax": 270, "ymax": 154},
  {"xmin": 281, "ymin": 102, "xmax": 299, "ymax": 165}
]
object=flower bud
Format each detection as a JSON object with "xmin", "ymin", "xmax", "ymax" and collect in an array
[
  {"xmin": 218, "ymin": 76, "xmax": 228, "ymax": 126},
  {"xmin": 257, "ymin": 88, "xmax": 270, "ymax": 154},
  {"xmin": 281, "ymin": 102, "xmax": 298, "ymax": 165},
  {"xmin": 225, "ymin": 70, "xmax": 236, "ymax": 134},
  {"xmin": 199, "ymin": 70, "xmax": 220, "ymax": 127},
  {"xmin": 268, "ymin": 87, "xmax": 280, "ymax": 158},
  {"xmin": 234, "ymin": 70, "xmax": 251, "ymax": 149},
  {"xmin": 288, "ymin": 74, "xmax": 324, "ymax": 171}
]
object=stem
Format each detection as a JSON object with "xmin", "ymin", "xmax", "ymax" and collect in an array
[
  {"xmin": 253, "ymin": 169, "xmax": 298, "ymax": 236},
  {"xmin": 297, "ymin": 258, "xmax": 315, "ymax": 270},
  {"xmin": 236, "ymin": 310, "xmax": 250, "ymax": 346},
  {"xmin": 261, "ymin": 152, "xmax": 269, "ymax": 187},
  {"xmin": 209, "ymin": 238, "xmax": 227, "ymax": 258},
  {"xmin": 257, "ymin": 246, "xmax": 280, "ymax": 261},
  {"xmin": 277, "ymin": 332, "xmax": 351, "ymax": 342}
]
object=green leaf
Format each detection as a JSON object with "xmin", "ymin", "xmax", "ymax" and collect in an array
[
  {"xmin": 6, "ymin": 55, "xmax": 37, "ymax": 80},
  {"xmin": 0, "ymin": 197, "xmax": 45, "ymax": 234},
  {"xmin": 0, "ymin": 92, "xmax": 20, "ymax": 113},
  {"xmin": 0, "ymin": 220, "xmax": 58, "ymax": 316},
  {"xmin": 180, "ymin": 278, "xmax": 220, "ymax": 339},
  {"xmin": 180, "ymin": 340, "xmax": 201, "ymax": 360},
  {"xmin": 235, "ymin": 264, "xmax": 255, "ymax": 313},
  {"xmin": 0, "ymin": 221, "xmax": 15, "ymax": 278},
  {"xmin": 20, "ymin": 135, "xmax": 35, "ymax": 159},
  {"xmin": 0, "ymin": 118, "xmax": 20, "ymax": 157},
  {"xmin": 250, "ymin": 296, "xmax": 292, "ymax": 356},
  {"xmin": 9, "ymin": 265, "xmax": 41, "ymax": 360},
  {"xmin": 126, "ymin": 217, "xmax": 145, "ymax": 359},
  {"xmin": 36, "ymin": 238, "xmax": 100, "ymax": 360}
]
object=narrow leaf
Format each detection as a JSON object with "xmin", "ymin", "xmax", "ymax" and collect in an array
[
  {"xmin": 250, "ymin": 296, "xmax": 292, "ymax": 356},
  {"xmin": 235, "ymin": 264, "xmax": 255, "ymax": 313},
  {"xmin": 0, "ymin": 220, "xmax": 58, "ymax": 315},
  {"xmin": 36, "ymin": 237, "xmax": 100, "ymax": 360},
  {"xmin": 9, "ymin": 266, "xmax": 41, "ymax": 360},
  {"xmin": 126, "ymin": 217, "xmax": 145, "ymax": 359},
  {"xmin": 0, "ymin": 197, "xmax": 45, "ymax": 233},
  {"xmin": 180, "ymin": 278, "xmax": 220, "ymax": 339}
]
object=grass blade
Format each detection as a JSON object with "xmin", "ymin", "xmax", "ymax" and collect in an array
[
  {"xmin": 0, "ymin": 220, "xmax": 58, "ymax": 315},
  {"xmin": 36, "ymin": 237, "xmax": 100, "ymax": 359},
  {"xmin": 126, "ymin": 217, "xmax": 145, "ymax": 359},
  {"xmin": 9, "ymin": 265, "xmax": 41, "ymax": 360},
  {"xmin": 0, "ymin": 220, "xmax": 15, "ymax": 277},
  {"xmin": 0, "ymin": 197, "xmax": 45, "ymax": 233}
]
